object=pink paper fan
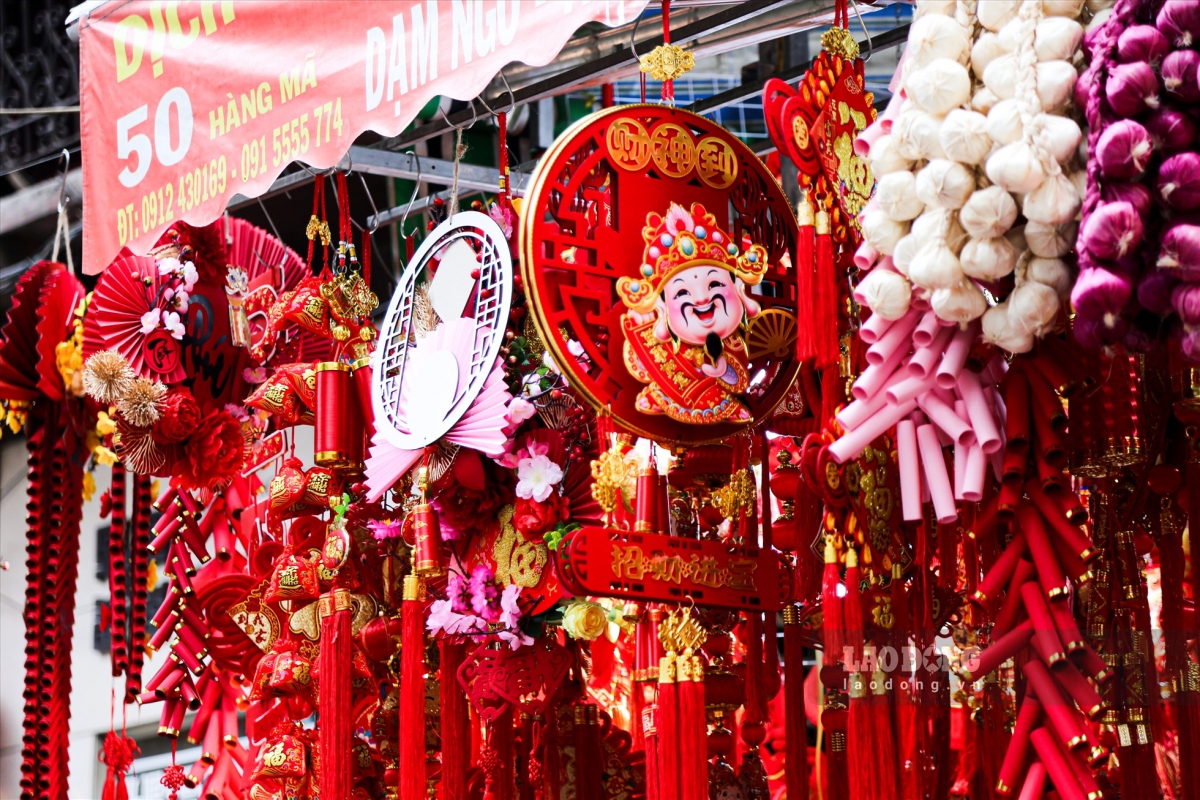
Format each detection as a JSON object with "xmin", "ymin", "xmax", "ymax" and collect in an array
[
  {"xmin": 89, "ymin": 254, "xmax": 188, "ymax": 383},
  {"xmin": 365, "ymin": 319, "xmax": 512, "ymax": 501}
]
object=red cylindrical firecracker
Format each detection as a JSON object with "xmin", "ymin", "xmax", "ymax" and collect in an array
[
  {"xmin": 411, "ymin": 503, "xmax": 444, "ymax": 578},
  {"xmin": 635, "ymin": 467, "xmax": 657, "ymax": 533},
  {"xmin": 351, "ymin": 355, "xmax": 375, "ymax": 444},
  {"xmin": 315, "ymin": 361, "xmax": 356, "ymax": 468}
]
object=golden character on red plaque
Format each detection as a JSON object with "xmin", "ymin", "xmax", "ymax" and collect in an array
[{"xmin": 616, "ymin": 202, "xmax": 769, "ymax": 425}]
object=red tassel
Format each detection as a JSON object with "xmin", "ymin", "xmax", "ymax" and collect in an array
[
  {"xmin": 794, "ymin": 486, "xmax": 825, "ymax": 606},
  {"xmin": 872, "ymin": 672, "xmax": 900, "ymax": 798},
  {"xmin": 814, "ymin": 209, "xmax": 839, "ymax": 369},
  {"xmin": 574, "ymin": 704, "xmax": 602, "ymax": 800},
  {"xmin": 794, "ymin": 196, "xmax": 818, "ymax": 363},
  {"xmin": 400, "ymin": 575, "xmax": 427, "ymax": 800},
  {"xmin": 783, "ymin": 606, "xmax": 808, "ymax": 800},
  {"xmin": 319, "ymin": 587, "xmax": 352, "ymax": 800},
  {"xmin": 440, "ymin": 640, "xmax": 470, "ymax": 800},
  {"xmin": 657, "ymin": 656, "xmax": 680, "ymax": 800},
  {"xmin": 99, "ymin": 730, "xmax": 138, "ymax": 800},
  {"xmin": 677, "ymin": 651, "xmax": 708, "ymax": 800},
  {"xmin": 822, "ymin": 540, "xmax": 845, "ymax": 665},
  {"xmin": 843, "ymin": 549, "xmax": 864, "ymax": 668},
  {"xmin": 846, "ymin": 672, "xmax": 875, "ymax": 799}
]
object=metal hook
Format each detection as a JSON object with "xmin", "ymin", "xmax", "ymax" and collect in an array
[
  {"xmin": 358, "ymin": 172, "xmax": 380, "ymax": 234},
  {"xmin": 56, "ymin": 149, "xmax": 70, "ymax": 212},
  {"xmin": 438, "ymin": 100, "xmax": 478, "ymax": 132},
  {"xmin": 400, "ymin": 151, "xmax": 422, "ymax": 231},
  {"xmin": 490, "ymin": 68, "xmax": 517, "ymax": 115},
  {"xmin": 629, "ymin": 10, "xmax": 645, "ymax": 60},
  {"xmin": 850, "ymin": 0, "xmax": 873, "ymax": 62}
]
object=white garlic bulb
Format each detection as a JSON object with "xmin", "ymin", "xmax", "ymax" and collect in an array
[
  {"xmin": 959, "ymin": 186, "xmax": 1019, "ymax": 238},
  {"xmin": 1008, "ymin": 281, "xmax": 1062, "ymax": 336},
  {"xmin": 1036, "ymin": 61, "xmax": 1078, "ymax": 113},
  {"xmin": 1042, "ymin": 0, "xmax": 1085, "ymax": 17},
  {"xmin": 1005, "ymin": 224, "xmax": 1028, "ymax": 254},
  {"xmin": 983, "ymin": 54, "xmax": 1020, "ymax": 100},
  {"xmin": 876, "ymin": 171, "xmax": 926, "ymax": 221},
  {"xmin": 916, "ymin": 159, "xmax": 976, "ymax": 210},
  {"xmin": 987, "ymin": 142, "xmax": 1047, "ymax": 194},
  {"xmin": 1024, "ymin": 219, "xmax": 1078, "ymax": 258},
  {"xmin": 972, "ymin": 33, "xmax": 1009, "ymax": 79},
  {"xmin": 996, "ymin": 19, "xmax": 1025, "ymax": 54},
  {"xmin": 906, "ymin": 13, "xmax": 972, "ymax": 72},
  {"xmin": 961, "ymin": 236, "xmax": 1019, "ymax": 281},
  {"xmin": 915, "ymin": 0, "xmax": 957, "ymax": 14},
  {"xmin": 907, "ymin": 59, "xmax": 973, "ymax": 116},
  {"xmin": 893, "ymin": 108, "xmax": 947, "ymax": 161},
  {"xmin": 972, "ymin": 87, "xmax": 1001, "ymax": 114},
  {"xmin": 892, "ymin": 234, "xmax": 919, "ymax": 277},
  {"xmin": 916, "ymin": 158, "xmax": 974, "ymax": 209},
  {"xmin": 987, "ymin": 99, "xmax": 1024, "ymax": 145},
  {"xmin": 912, "ymin": 208, "xmax": 968, "ymax": 252},
  {"xmin": 1068, "ymin": 170, "xmax": 1087, "ymax": 202},
  {"xmin": 868, "ymin": 134, "xmax": 914, "ymax": 176},
  {"xmin": 1022, "ymin": 173, "xmax": 1081, "ymax": 225},
  {"xmin": 1035, "ymin": 17, "xmax": 1084, "ymax": 61},
  {"xmin": 931, "ymin": 280, "xmax": 989, "ymax": 323},
  {"xmin": 940, "ymin": 109, "xmax": 993, "ymax": 165},
  {"xmin": 860, "ymin": 208, "xmax": 910, "ymax": 255},
  {"xmin": 909, "ymin": 240, "xmax": 966, "ymax": 290},
  {"xmin": 982, "ymin": 304, "xmax": 1035, "ymax": 353},
  {"xmin": 1027, "ymin": 257, "xmax": 1072, "ymax": 297},
  {"xmin": 1040, "ymin": 115, "xmax": 1083, "ymax": 164},
  {"xmin": 977, "ymin": 0, "xmax": 1020, "ymax": 32},
  {"xmin": 857, "ymin": 267, "xmax": 914, "ymax": 320}
]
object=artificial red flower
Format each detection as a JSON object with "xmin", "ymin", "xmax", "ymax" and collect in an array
[
  {"xmin": 180, "ymin": 410, "xmax": 244, "ymax": 489},
  {"xmin": 151, "ymin": 389, "xmax": 202, "ymax": 445},
  {"xmin": 512, "ymin": 494, "xmax": 569, "ymax": 541}
]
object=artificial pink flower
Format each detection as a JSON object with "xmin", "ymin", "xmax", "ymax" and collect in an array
[
  {"xmin": 516, "ymin": 454, "xmax": 563, "ymax": 503},
  {"xmin": 367, "ymin": 519, "xmax": 402, "ymax": 541},
  {"xmin": 499, "ymin": 584, "xmax": 522, "ymax": 631},
  {"xmin": 162, "ymin": 311, "xmax": 185, "ymax": 340},
  {"xmin": 140, "ymin": 309, "xmax": 160, "ymax": 334}
]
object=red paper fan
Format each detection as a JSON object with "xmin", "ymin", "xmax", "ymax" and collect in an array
[
  {"xmin": 34, "ymin": 268, "xmax": 84, "ymax": 403},
  {"xmin": 0, "ymin": 261, "xmax": 60, "ymax": 400},
  {"xmin": 89, "ymin": 254, "xmax": 188, "ymax": 383},
  {"xmin": 225, "ymin": 217, "xmax": 305, "ymax": 287}
]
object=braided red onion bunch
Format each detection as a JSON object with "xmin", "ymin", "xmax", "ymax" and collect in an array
[{"xmin": 1074, "ymin": 0, "xmax": 1200, "ymax": 357}]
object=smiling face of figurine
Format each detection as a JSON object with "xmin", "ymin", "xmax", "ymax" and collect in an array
[{"xmin": 661, "ymin": 265, "xmax": 743, "ymax": 345}]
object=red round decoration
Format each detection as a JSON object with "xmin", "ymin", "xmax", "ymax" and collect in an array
[
  {"xmin": 520, "ymin": 105, "xmax": 801, "ymax": 445},
  {"xmin": 143, "ymin": 331, "xmax": 182, "ymax": 376}
]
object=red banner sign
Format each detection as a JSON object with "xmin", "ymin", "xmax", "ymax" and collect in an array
[
  {"xmin": 79, "ymin": 0, "xmax": 648, "ymax": 274},
  {"xmin": 556, "ymin": 527, "xmax": 793, "ymax": 611}
]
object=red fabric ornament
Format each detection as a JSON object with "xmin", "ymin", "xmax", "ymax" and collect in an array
[
  {"xmin": 512, "ymin": 495, "xmax": 568, "ymax": 540},
  {"xmin": 151, "ymin": 390, "xmax": 202, "ymax": 445},
  {"xmin": 180, "ymin": 410, "xmax": 245, "ymax": 489}
]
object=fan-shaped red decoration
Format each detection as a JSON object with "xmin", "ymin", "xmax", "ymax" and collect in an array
[
  {"xmin": 88, "ymin": 254, "xmax": 188, "ymax": 383},
  {"xmin": 35, "ymin": 268, "xmax": 85, "ymax": 403},
  {"xmin": 0, "ymin": 261, "xmax": 60, "ymax": 400}
]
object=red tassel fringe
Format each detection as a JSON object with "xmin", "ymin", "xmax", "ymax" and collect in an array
[{"xmin": 400, "ymin": 576, "xmax": 427, "ymax": 800}]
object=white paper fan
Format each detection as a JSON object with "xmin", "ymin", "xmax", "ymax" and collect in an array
[{"xmin": 366, "ymin": 212, "xmax": 513, "ymax": 499}]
